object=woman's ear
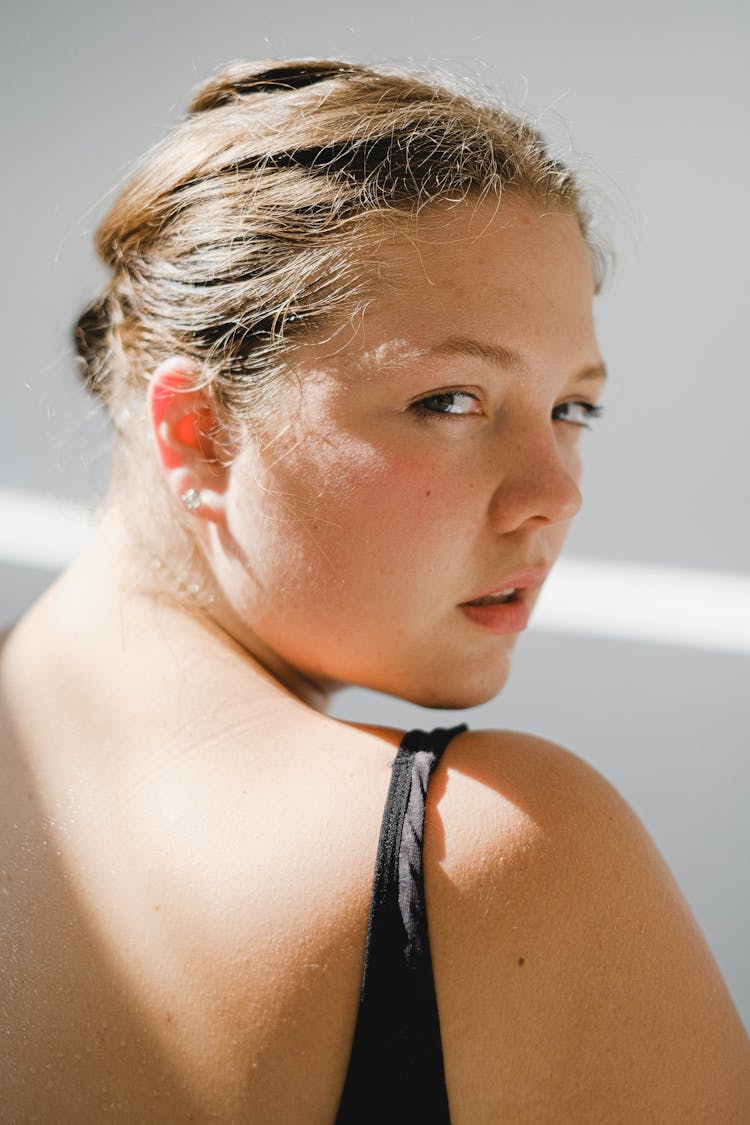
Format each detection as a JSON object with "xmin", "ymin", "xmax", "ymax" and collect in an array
[{"xmin": 147, "ymin": 356, "xmax": 230, "ymax": 526}]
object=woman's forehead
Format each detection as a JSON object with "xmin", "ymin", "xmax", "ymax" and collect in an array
[
  {"xmin": 282, "ymin": 198, "xmax": 598, "ymax": 390},
  {"xmin": 360, "ymin": 205, "xmax": 592, "ymax": 334}
]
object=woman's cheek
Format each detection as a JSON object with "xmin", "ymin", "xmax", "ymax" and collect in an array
[
  {"xmin": 288, "ymin": 432, "xmax": 439, "ymax": 523},
  {"xmin": 246, "ymin": 419, "xmax": 477, "ymax": 603},
  {"xmin": 341, "ymin": 443, "xmax": 466, "ymax": 519}
]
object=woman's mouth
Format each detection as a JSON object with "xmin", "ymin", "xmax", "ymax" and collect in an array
[
  {"xmin": 459, "ymin": 591, "xmax": 529, "ymax": 634},
  {"xmin": 458, "ymin": 570, "xmax": 548, "ymax": 634},
  {"xmin": 465, "ymin": 588, "xmax": 518, "ymax": 606}
]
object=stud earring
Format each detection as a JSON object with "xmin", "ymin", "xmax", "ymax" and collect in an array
[{"xmin": 181, "ymin": 488, "xmax": 202, "ymax": 511}]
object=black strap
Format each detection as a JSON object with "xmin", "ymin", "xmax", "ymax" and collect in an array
[{"xmin": 335, "ymin": 725, "xmax": 467, "ymax": 1124}]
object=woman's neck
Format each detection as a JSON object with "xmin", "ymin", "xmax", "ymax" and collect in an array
[{"xmin": 31, "ymin": 503, "xmax": 336, "ymax": 716}]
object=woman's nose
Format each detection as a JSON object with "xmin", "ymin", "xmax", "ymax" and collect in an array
[{"xmin": 487, "ymin": 430, "xmax": 583, "ymax": 534}]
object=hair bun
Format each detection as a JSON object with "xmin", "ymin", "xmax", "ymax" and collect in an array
[
  {"xmin": 188, "ymin": 59, "xmax": 363, "ymax": 114},
  {"xmin": 72, "ymin": 293, "xmax": 113, "ymax": 398}
]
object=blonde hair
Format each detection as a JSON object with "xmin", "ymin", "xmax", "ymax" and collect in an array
[{"xmin": 73, "ymin": 58, "xmax": 610, "ymax": 595}]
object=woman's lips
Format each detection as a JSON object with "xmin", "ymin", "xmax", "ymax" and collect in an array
[
  {"xmin": 458, "ymin": 568, "xmax": 548, "ymax": 635},
  {"xmin": 459, "ymin": 597, "xmax": 530, "ymax": 634}
]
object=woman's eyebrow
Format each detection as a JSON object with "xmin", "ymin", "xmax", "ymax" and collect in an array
[
  {"xmin": 429, "ymin": 335, "xmax": 608, "ymax": 383},
  {"xmin": 430, "ymin": 335, "xmax": 524, "ymax": 369},
  {"xmin": 577, "ymin": 363, "xmax": 608, "ymax": 383}
]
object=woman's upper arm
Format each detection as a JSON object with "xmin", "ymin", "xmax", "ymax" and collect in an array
[{"xmin": 426, "ymin": 729, "xmax": 750, "ymax": 1124}]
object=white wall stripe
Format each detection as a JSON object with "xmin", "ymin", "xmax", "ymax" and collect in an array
[
  {"xmin": 0, "ymin": 488, "xmax": 94, "ymax": 571},
  {"xmin": 2, "ymin": 488, "xmax": 749, "ymax": 655},
  {"xmin": 531, "ymin": 557, "xmax": 750, "ymax": 656}
]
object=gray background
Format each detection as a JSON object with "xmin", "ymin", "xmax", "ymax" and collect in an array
[{"xmin": 2, "ymin": 0, "xmax": 748, "ymax": 1030}]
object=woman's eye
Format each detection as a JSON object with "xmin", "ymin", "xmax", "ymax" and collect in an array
[
  {"xmin": 553, "ymin": 401, "xmax": 604, "ymax": 428},
  {"xmin": 411, "ymin": 391, "xmax": 480, "ymax": 419}
]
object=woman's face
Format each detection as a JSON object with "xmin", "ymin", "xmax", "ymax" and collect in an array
[{"xmin": 210, "ymin": 197, "xmax": 606, "ymax": 709}]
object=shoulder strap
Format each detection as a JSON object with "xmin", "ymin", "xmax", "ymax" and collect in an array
[{"xmin": 335, "ymin": 724, "xmax": 467, "ymax": 1124}]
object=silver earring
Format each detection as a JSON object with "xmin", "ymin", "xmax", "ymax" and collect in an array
[{"xmin": 181, "ymin": 488, "xmax": 202, "ymax": 511}]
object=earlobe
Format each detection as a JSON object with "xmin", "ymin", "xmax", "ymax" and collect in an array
[{"xmin": 147, "ymin": 356, "xmax": 230, "ymax": 526}]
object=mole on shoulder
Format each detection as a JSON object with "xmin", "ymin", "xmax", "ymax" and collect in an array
[{"xmin": 517, "ymin": 956, "xmax": 525, "ymax": 967}]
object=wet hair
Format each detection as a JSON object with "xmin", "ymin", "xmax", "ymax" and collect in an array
[{"xmin": 72, "ymin": 58, "xmax": 611, "ymax": 596}]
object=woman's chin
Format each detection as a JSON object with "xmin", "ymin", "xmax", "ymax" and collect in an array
[{"xmin": 393, "ymin": 660, "xmax": 513, "ymax": 711}]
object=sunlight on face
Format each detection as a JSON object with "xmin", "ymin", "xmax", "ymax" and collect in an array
[{"xmin": 209, "ymin": 197, "xmax": 606, "ymax": 710}]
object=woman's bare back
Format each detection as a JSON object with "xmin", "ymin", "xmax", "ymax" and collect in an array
[
  {"xmin": 3, "ymin": 570, "xmax": 749, "ymax": 1124},
  {"xmin": 0, "ymin": 580, "xmax": 403, "ymax": 1122}
]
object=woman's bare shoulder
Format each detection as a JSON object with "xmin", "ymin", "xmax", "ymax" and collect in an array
[{"xmin": 427, "ymin": 727, "xmax": 750, "ymax": 1124}]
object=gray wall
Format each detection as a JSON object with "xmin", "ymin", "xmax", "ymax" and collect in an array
[{"xmin": 2, "ymin": 0, "xmax": 748, "ymax": 1030}]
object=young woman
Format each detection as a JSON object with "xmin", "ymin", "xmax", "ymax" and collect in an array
[{"xmin": 2, "ymin": 60, "xmax": 748, "ymax": 1123}]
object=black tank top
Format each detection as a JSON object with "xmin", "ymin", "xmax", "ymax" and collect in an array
[{"xmin": 335, "ymin": 725, "xmax": 467, "ymax": 1124}]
